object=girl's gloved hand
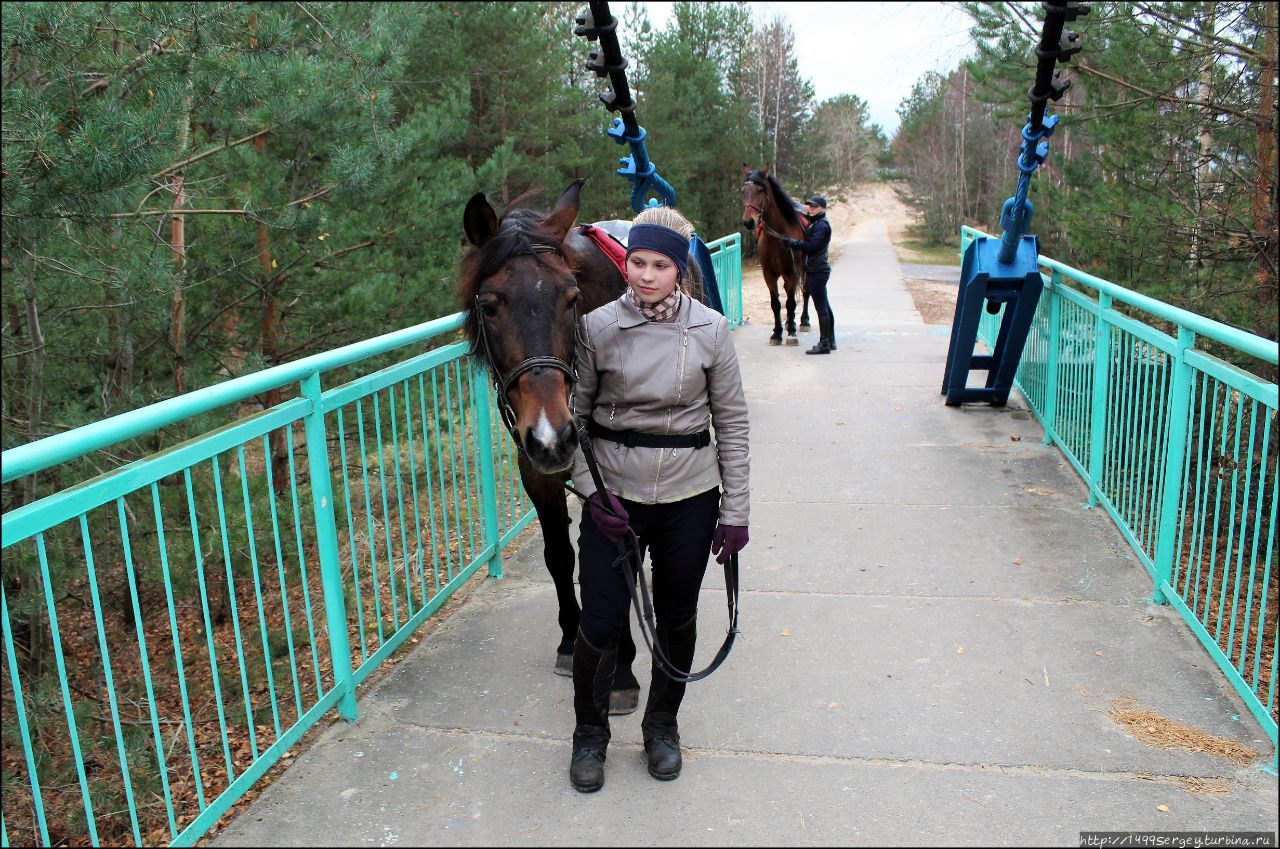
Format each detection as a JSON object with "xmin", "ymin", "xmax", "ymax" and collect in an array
[
  {"xmin": 711, "ymin": 524, "xmax": 749, "ymax": 564},
  {"xmin": 587, "ymin": 490, "xmax": 630, "ymax": 543}
]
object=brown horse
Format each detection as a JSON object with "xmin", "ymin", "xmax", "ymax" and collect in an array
[
  {"xmin": 460, "ymin": 179, "xmax": 705, "ymax": 713},
  {"xmin": 741, "ymin": 165, "xmax": 810, "ymax": 344}
]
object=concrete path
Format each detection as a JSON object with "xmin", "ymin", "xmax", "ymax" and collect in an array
[
  {"xmin": 900, "ymin": 262, "xmax": 961, "ymax": 283},
  {"xmin": 214, "ymin": 219, "xmax": 1277, "ymax": 847}
]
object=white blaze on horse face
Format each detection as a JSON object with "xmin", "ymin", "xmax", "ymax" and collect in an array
[{"xmin": 532, "ymin": 408, "xmax": 558, "ymax": 450}]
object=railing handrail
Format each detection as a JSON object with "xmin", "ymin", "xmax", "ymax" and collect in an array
[
  {"xmin": 961, "ymin": 225, "xmax": 1278, "ymax": 365},
  {"xmin": 0, "ymin": 313, "xmax": 466, "ymax": 485},
  {"xmin": 704, "ymin": 232, "xmax": 739, "ymax": 251}
]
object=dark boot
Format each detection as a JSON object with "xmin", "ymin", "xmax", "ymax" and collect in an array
[
  {"xmin": 826, "ymin": 311, "xmax": 837, "ymax": 350},
  {"xmin": 570, "ymin": 629, "xmax": 615, "ymax": 792},
  {"xmin": 806, "ymin": 313, "xmax": 833, "ymax": 355},
  {"xmin": 642, "ymin": 616, "xmax": 697, "ymax": 780}
]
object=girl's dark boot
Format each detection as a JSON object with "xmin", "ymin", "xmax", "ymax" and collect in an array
[
  {"xmin": 641, "ymin": 615, "xmax": 698, "ymax": 780},
  {"xmin": 570, "ymin": 629, "xmax": 615, "ymax": 792},
  {"xmin": 805, "ymin": 314, "xmax": 833, "ymax": 355}
]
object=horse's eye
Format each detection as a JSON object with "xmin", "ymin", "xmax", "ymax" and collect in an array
[
  {"xmin": 565, "ymin": 289, "xmax": 580, "ymax": 309},
  {"xmin": 478, "ymin": 299, "xmax": 498, "ymax": 317}
]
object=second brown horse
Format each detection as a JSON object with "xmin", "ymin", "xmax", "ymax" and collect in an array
[{"xmin": 741, "ymin": 164, "xmax": 810, "ymax": 345}]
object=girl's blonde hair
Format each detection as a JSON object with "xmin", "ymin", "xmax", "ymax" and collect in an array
[{"xmin": 633, "ymin": 205, "xmax": 695, "ymax": 240}]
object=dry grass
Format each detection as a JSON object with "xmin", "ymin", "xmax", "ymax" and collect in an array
[{"xmin": 1107, "ymin": 696, "xmax": 1259, "ymax": 767}]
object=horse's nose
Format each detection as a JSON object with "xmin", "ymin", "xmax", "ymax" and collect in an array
[{"xmin": 523, "ymin": 417, "xmax": 579, "ymax": 475}]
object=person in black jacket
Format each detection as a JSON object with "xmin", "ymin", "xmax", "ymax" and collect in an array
[{"xmin": 785, "ymin": 195, "xmax": 836, "ymax": 355}]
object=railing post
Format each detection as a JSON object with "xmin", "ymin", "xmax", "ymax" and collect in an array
[
  {"xmin": 1151, "ymin": 327, "xmax": 1196, "ymax": 605},
  {"xmin": 471, "ymin": 360, "xmax": 503, "ymax": 578},
  {"xmin": 1086, "ymin": 292, "xmax": 1113, "ymax": 507},
  {"xmin": 1042, "ymin": 271, "xmax": 1061, "ymax": 444},
  {"xmin": 301, "ymin": 372, "xmax": 358, "ymax": 721}
]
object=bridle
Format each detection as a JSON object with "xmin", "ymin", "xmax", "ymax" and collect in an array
[
  {"xmin": 741, "ymin": 177, "xmax": 768, "ymax": 225},
  {"xmin": 742, "ymin": 177, "xmax": 804, "ymax": 285},
  {"xmin": 472, "ymin": 235, "xmax": 739, "ymax": 684},
  {"xmin": 473, "ymin": 242, "xmax": 580, "ymax": 447}
]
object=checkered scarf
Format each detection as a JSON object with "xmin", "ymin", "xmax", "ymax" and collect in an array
[{"xmin": 628, "ymin": 287, "xmax": 682, "ymax": 323}]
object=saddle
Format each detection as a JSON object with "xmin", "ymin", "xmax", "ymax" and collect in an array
[{"xmin": 578, "ymin": 223, "xmax": 628, "ymax": 279}]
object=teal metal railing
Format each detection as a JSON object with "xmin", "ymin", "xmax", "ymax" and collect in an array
[
  {"xmin": 0, "ymin": 236, "xmax": 745, "ymax": 847},
  {"xmin": 0, "ymin": 314, "xmax": 534, "ymax": 847},
  {"xmin": 706, "ymin": 232, "xmax": 743, "ymax": 329},
  {"xmin": 961, "ymin": 225, "xmax": 1279, "ymax": 762}
]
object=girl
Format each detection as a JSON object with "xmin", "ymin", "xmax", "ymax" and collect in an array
[{"xmin": 567, "ymin": 205, "xmax": 751, "ymax": 792}]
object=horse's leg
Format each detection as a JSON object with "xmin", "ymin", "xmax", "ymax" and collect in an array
[
  {"xmin": 519, "ymin": 461, "xmax": 639, "ymax": 712},
  {"xmin": 784, "ymin": 277, "xmax": 799, "ymax": 345},
  {"xmin": 767, "ymin": 278, "xmax": 783, "ymax": 346},
  {"xmin": 799, "ymin": 277, "xmax": 811, "ymax": 331},
  {"xmin": 519, "ymin": 463, "xmax": 580, "ymax": 673}
]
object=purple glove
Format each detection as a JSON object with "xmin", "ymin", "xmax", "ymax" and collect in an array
[
  {"xmin": 711, "ymin": 524, "xmax": 749, "ymax": 565},
  {"xmin": 588, "ymin": 490, "xmax": 630, "ymax": 543}
]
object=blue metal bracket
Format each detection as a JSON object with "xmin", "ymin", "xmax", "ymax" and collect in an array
[
  {"xmin": 606, "ymin": 116, "xmax": 676, "ymax": 212},
  {"xmin": 943, "ymin": 0, "xmax": 1089, "ymax": 407},
  {"xmin": 942, "ymin": 233, "xmax": 1045, "ymax": 406}
]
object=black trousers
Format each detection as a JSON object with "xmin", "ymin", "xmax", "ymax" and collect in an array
[
  {"xmin": 577, "ymin": 486, "xmax": 720, "ymax": 649},
  {"xmin": 807, "ymin": 269, "xmax": 832, "ymax": 321}
]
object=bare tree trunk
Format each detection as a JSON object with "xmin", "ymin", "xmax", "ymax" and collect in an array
[
  {"xmin": 1252, "ymin": 1, "xmax": 1277, "ymax": 345},
  {"xmin": 170, "ymin": 68, "xmax": 193, "ymax": 396},
  {"xmin": 771, "ymin": 46, "xmax": 782, "ymax": 171},
  {"xmin": 21, "ymin": 274, "xmax": 43, "ymax": 506},
  {"xmin": 253, "ymin": 131, "xmax": 289, "ymax": 495},
  {"xmin": 499, "ymin": 74, "xmax": 509, "ymax": 207},
  {"xmin": 20, "ymin": 266, "xmax": 47, "ymax": 675},
  {"xmin": 959, "ymin": 66, "xmax": 968, "ymax": 223},
  {"xmin": 1190, "ymin": 3, "xmax": 1216, "ymax": 268}
]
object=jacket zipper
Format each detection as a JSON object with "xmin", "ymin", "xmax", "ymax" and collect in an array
[{"xmin": 653, "ymin": 327, "xmax": 687, "ymax": 499}]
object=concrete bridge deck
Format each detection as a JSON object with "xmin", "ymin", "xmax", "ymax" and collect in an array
[{"xmin": 214, "ymin": 218, "xmax": 1277, "ymax": 847}]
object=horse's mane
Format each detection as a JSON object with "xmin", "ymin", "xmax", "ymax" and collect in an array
[
  {"xmin": 459, "ymin": 206, "xmax": 563, "ymax": 358},
  {"xmin": 746, "ymin": 168, "xmax": 802, "ymax": 229}
]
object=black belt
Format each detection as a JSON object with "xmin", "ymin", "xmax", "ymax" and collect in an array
[{"xmin": 588, "ymin": 419, "xmax": 711, "ymax": 449}]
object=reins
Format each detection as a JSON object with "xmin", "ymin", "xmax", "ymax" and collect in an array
[
  {"xmin": 564, "ymin": 423, "xmax": 739, "ymax": 684},
  {"xmin": 743, "ymin": 180, "xmax": 805, "ymax": 290},
  {"xmin": 474, "ymin": 242, "xmax": 581, "ymax": 440},
  {"xmin": 472, "ymin": 251, "xmax": 739, "ymax": 683}
]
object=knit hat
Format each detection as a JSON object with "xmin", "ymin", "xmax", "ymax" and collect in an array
[{"xmin": 626, "ymin": 223, "xmax": 689, "ymax": 281}]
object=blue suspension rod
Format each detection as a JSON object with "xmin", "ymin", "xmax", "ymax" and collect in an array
[
  {"xmin": 996, "ymin": 1, "xmax": 1091, "ymax": 265},
  {"xmin": 575, "ymin": 0, "xmax": 676, "ymax": 211}
]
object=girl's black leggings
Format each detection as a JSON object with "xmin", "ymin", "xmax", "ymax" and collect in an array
[
  {"xmin": 807, "ymin": 269, "xmax": 832, "ymax": 320},
  {"xmin": 577, "ymin": 486, "xmax": 720, "ymax": 649}
]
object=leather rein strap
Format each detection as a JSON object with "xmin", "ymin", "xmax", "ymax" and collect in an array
[
  {"xmin": 564, "ymin": 422, "xmax": 739, "ymax": 684},
  {"xmin": 474, "ymin": 238, "xmax": 739, "ymax": 683}
]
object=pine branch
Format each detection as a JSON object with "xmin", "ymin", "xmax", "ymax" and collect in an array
[
  {"xmin": 152, "ymin": 128, "xmax": 273, "ymax": 180},
  {"xmin": 1075, "ymin": 59, "xmax": 1257, "ymax": 123},
  {"xmin": 79, "ymin": 35, "xmax": 177, "ymax": 99},
  {"xmin": 1131, "ymin": 2, "xmax": 1262, "ymax": 63}
]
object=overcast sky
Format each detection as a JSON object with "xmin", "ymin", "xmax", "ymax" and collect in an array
[{"xmin": 640, "ymin": 1, "xmax": 978, "ymax": 137}]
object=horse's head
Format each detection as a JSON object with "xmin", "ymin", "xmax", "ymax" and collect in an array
[
  {"xmin": 461, "ymin": 180, "xmax": 585, "ymax": 475},
  {"xmin": 741, "ymin": 163, "xmax": 771, "ymax": 229}
]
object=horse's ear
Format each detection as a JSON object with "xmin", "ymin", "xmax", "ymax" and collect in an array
[
  {"xmin": 464, "ymin": 192, "xmax": 499, "ymax": 247},
  {"xmin": 544, "ymin": 178, "xmax": 585, "ymax": 244},
  {"xmin": 741, "ymin": 163, "xmax": 750, "ymax": 179},
  {"xmin": 763, "ymin": 164, "xmax": 771, "ymax": 177}
]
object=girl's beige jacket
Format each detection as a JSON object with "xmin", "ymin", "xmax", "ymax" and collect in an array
[{"xmin": 570, "ymin": 292, "xmax": 750, "ymax": 526}]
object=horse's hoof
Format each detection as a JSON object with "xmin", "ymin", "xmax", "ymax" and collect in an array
[
  {"xmin": 799, "ymin": 323, "xmax": 811, "ymax": 331},
  {"xmin": 554, "ymin": 653, "xmax": 572, "ymax": 677},
  {"xmin": 768, "ymin": 337, "xmax": 781, "ymax": 346},
  {"xmin": 785, "ymin": 336, "xmax": 799, "ymax": 346},
  {"xmin": 608, "ymin": 687, "xmax": 640, "ymax": 716}
]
